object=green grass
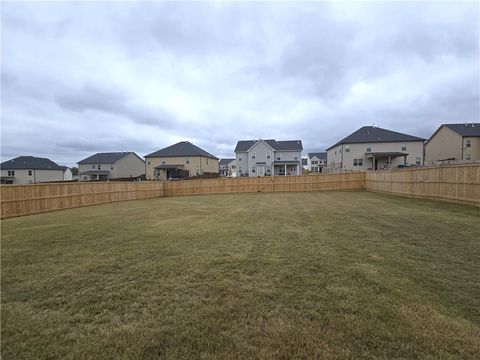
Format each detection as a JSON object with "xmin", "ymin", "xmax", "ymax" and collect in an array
[{"xmin": 1, "ymin": 191, "xmax": 480, "ymax": 359}]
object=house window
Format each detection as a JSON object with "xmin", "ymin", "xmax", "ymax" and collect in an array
[
  {"xmin": 251, "ymin": 152, "xmax": 256, "ymax": 159},
  {"xmin": 186, "ymin": 158, "xmax": 189, "ymax": 164},
  {"xmin": 251, "ymin": 166, "xmax": 255, "ymax": 173},
  {"xmin": 465, "ymin": 154, "xmax": 471, "ymax": 160},
  {"xmin": 266, "ymin": 166, "xmax": 271, "ymax": 173},
  {"xmin": 353, "ymin": 159, "xmax": 358, "ymax": 166},
  {"xmin": 110, "ymin": 166, "xmax": 114, "ymax": 170},
  {"xmin": 277, "ymin": 156, "xmax": 281, "ymax": 160},
  {"xmin": 92, "ymin": 165, "xmax": 95, "ymax": 169},
  {"xmin": 366, "ymin": 144, "xmax": 372, "ymax": 152},
  {"xmin": 401, "ymin": 144, "xmax": 407, "ymax": 151},
  {"xmin": 238, "ymin": 157, "xmax": 242, "ymax": 161},
  {"xmin": 358, "ymin": 159, "xmax": 363, "ymax": 166},
  {"xmin": 294, "ymin": 156, "xmax": 298, "ymax": 160},
  {"xmin": 7, "ymin": 170, "xmax": 15, "ymax": 176},
  {"xmin": 416, "ymin": 157, "xmax": 421, "ymax": 165},
  {"xmin": 28, "ymin": 170, "xmax": 32, "ymax": 176},
  {"xmin": 345, "ymin": 145, "xmax": 350, "ymax": 152},
  {"xmin": 162, "ymin": 161, "xmax": 166, "ymax": 165},
  {"xmin": 335, "ymin": 151, "xmax": 337, "ymax": 155},
  {"xmin": 465, "ymin": 139, "xmax": 471, "ymax": 148},
  {"xmin": 147, "ymin": 161, "xmax": 151, "ymax": 165},
  {"xmin": 97, "ymin": 165, "xmax": 101, "ymax": 170},
  {"xmin": 266, "ymin": 151, "xmax": 271, "ymax": 159},
  {"xmin": 239, "ymin": 167, "xmax": 243, "ymax": 174},
  {"xmin": 312, "ymin": 161, "xmax": 318, "ymax": 165},
  {"xmin": 206, "ymin": 158, "xmax": 209, "ymax": 164}
]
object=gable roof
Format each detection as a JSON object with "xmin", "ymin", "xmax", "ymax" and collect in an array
[
  {"xmin": 235, "ymin": 139, "xmax": 303, "ymax": 152},
  {"xmin": 326, "ymin": 126, "xmax": 425, "ymax": 150},
  {"xmin": 308, "ymin": 152, "xmax": 327, "ymax": 160},
  {"xmin": 1, "ymin": 156, "xmax": 64, "ymax": 170},
  {"xmin": 145, "ymin": 141, "xmax": 218, "ymax": 159},
  {"xmin": 219, "ymin": 158, "xmax": 235, "ymax": 166},
  {"xmin": 78, "ymin": 152, "xmax": 142, "ymax": 164},
  {"xmin": 443, "ymin": 123, "xmax": 480, "ymax": 137}
]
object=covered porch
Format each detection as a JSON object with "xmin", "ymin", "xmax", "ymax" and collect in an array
[
  {"xmin": 366, "ymin": 152, "xmax": 408, "ymax": 171},
  {"xmin": 79, "ymin": 170, "xmax": 110, "ymax": 181},
  {"xmin": 155, "ymin": 165, "xmax": 188, "ymax": 180},
  {"xmin": 272, "ymin": 161, "xmax": 301, "ymax": 176}
]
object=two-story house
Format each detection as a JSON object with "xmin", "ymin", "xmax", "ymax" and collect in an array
[
  {"xmin": 0, "ymin": 156, "xmax": 65, "ymax": 184},
  {"xmin": 219, "ymin": 158, "xmax": 236, "ymax": 177},
  {"xmin": 145, "ymin": 141, "xmax": 219, "ymax": 180},
  {"xmin": 425, "ymin": 123, "xmax": 480, "ymax": 164},
  {"xmin": 234, "ymin": 139, "xmax": 303, "ymax": 176},
  {"xmin": 307, "ymin": 152, "xmax": 327, "ymax": 172},
  {"xmin": 78, "ymin": 152, "xmax": 145, "ymax": 181},
  {"xmin": 326, "ymin": 126, "xmax": 425, "ymax": 171}
]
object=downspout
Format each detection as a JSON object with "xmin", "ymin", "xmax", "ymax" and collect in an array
[{"xmin": 341, "ymin": 144, "xmax": 344, "ymax": 169}]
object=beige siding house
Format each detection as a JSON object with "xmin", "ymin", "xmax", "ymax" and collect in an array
[
  {"xmin": 78, "ymin": 152, "xmax": 145, "ymax": 181},
  {"xmin": 145, "ymin": 141, "xmax": 219, "ymax": 180},
  {"xmin": 425, "ymin": 123, "xmax": 480, "ymax": 164},
  {"xmin": 0, "ymin": 156, "xmax": 65, "ymax": 184},
  {"xmin": 326, "ymin": 126, "xmax": 425, "ymax": 171}
]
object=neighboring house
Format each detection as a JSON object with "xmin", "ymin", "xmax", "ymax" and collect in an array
[
  {"xmin": 425, "ymin": 123, "xmax": 480, "ymax": 164},
  {"xmin": 326, "ymin": 126, "xmax": 425, "ymax": 171},
  {"xmin": 301, "ymin": 158, "xmax": 308, "ymax": 171},
  {"xmin": 0, "ymin": 156, "xmax": 65, "ymax": 184},
  {"xmin": 234, "ymin": 139, "xmax": 303, "ymax": 176},
  {"xmin": 61, "ymin": 166, "xmax": 73, "ymax": 181},
  {"xmin": 77, "ymin": 152, "xmax": 145, "ymax": 181},
  {"xmin": 307, "ymin": 152, "xmax": 327, "ymax": 172},
  {"xmin": 219, "ymin": 158, "xmax": 236, "ymax": 177},
  {"xmin": 145, "ymin": 141, "xmax": 219, "ymax": 180}
]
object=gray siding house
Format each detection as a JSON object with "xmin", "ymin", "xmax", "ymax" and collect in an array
[
  {"xmin": 0, "ymin": 156, "xmax": 65, "ymax": 184},
  {"xmin": 307, "ymin": 152, "xmax": 327, "ymax": 172},
  {"xmin": 219, "ymin": 158, "xmax": 236, "ymax": 177},
  {"xmin": 234, "ymin": 139, "xmax": 303, "ymax": 176},
  {"xmin": 326, "ymin": 126, "xmax": 425, "ymax": 171},
  {"xmin": 78, "ymin": 152, "xmax": 145, "ymax": 181}
]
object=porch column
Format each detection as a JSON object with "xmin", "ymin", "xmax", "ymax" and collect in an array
[
  {"xmin": 388, "ymin": 156, "xmax": 391, "ymax": 169},
  {"xmin": 284, "ymin": 164, "xmax": 287, "ymax": 176},
  {"xmin": 372, "ymin": 156, "xmax": 376, "ymax": 171},
  {"xmin": 297, "ymin": 164, "xmax": 299, "ymax": 175},
  {"xmin": 404, "ymin": 155, "xmax": 407, "ymax": 166}
]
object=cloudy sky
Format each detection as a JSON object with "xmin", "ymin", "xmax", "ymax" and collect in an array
[{"xmin": 1, "ymin": 1, "xmax": 479, "ymax": 167}]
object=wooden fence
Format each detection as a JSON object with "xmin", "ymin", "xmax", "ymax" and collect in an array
[
  {"xmin": 1, "ymin": 166, "xmax": 479, "ymax": 219},
  {"xmin": 0, "ymin": 172, "xmax": 365, "ymax": 219},
  {"xmin": 366, "ymin": 164, "xmax": 480, "ymax": 205}
]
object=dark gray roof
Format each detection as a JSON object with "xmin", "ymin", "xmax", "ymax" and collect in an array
[
  {"xmin": 146, "ymin": 141, "xmax": 218, "ymax": 159},
  {"xmin": 1, "ymin": 156, "xmax": 64, "ymax": 170},
  {"xmin": 326, "ymin": 126, "xmax": 425, "ymax": 150},
  {"xmin": 443, "ymin": 123, "xmax": 480, "ymax": 137},
  {"xmin": 235, "ymin": 139, "xmax": 303, "ymax": 152},
  {"xmin": 219, "ymin": 158, "xmax": 235, "ymax": 166},
  {"xmin": 78, "ymin": 152, "xmax": 142, "ymax": 164},
  {"xmin": 308, "ymin": 152, "xmax": 327, "ymax": 160}
]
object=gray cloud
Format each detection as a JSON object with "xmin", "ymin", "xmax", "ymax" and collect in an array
[{"xmin": 1, "ymin": 1, "xmax": 479, "ymax": 166}]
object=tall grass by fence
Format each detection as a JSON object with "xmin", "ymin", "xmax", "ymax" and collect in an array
[
  {"xmin": 1, "ymin": 165, "xmax": 479, "ymax": 219},
  {"xmin": 366, "ymin": 164, "xmax": 480, "ymax": 205}
]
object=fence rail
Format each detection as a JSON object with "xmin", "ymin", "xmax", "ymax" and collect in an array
[{"xmin": 1, "ymin": 165, "xmax": 479, "ymax": 219}]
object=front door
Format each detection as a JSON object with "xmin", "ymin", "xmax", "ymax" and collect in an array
[{"xmin": 257, "ymin": 165, "xmax": 265, "ymax": 177}]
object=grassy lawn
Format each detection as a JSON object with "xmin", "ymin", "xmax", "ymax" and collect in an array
[{"xmin": 1, "ymin": 191, "xmax": 480, "ymax": 359}]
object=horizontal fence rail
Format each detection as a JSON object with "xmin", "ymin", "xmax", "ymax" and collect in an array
[
  {"xmin": 366, "ymin": 164, "xmax": 480, "ymax": 205},
  {"xmin": 1, "ymin": 165, "xmax": 479, "ymax": 219}
]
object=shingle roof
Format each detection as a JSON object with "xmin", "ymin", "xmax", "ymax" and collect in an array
[
  {"xmin": 78, "ymin": 152, "xmax": 140, "ymax": 164},
  {"xmin": 326, "ymin": 126, "xmax": 425, "ymax": 150},
  {"xmin": 235, "ymin": 139, "xmax": 303, "ymax": 152},
  {"xmin": 145, "ymin": 141, "xmax": 218, "ymax": 159},
  {"xmin": 1, "ymin": 156, "xmax": 64, "ymax": 170},
  {"xmin": 443, "ymin": 123, "xmax": 480, "ymax": 137},
  {"xmin": 219, "ymin": 158, "xmax": 235, "ymax": 166},
  {"xmin": 308, "ymin": 152, "xmax": 327, "ymax": 160}
]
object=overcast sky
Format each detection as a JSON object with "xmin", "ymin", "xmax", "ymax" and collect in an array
[{"xmin": 1, "ymin": 1, "xmax": 479, "ymax": 167}]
